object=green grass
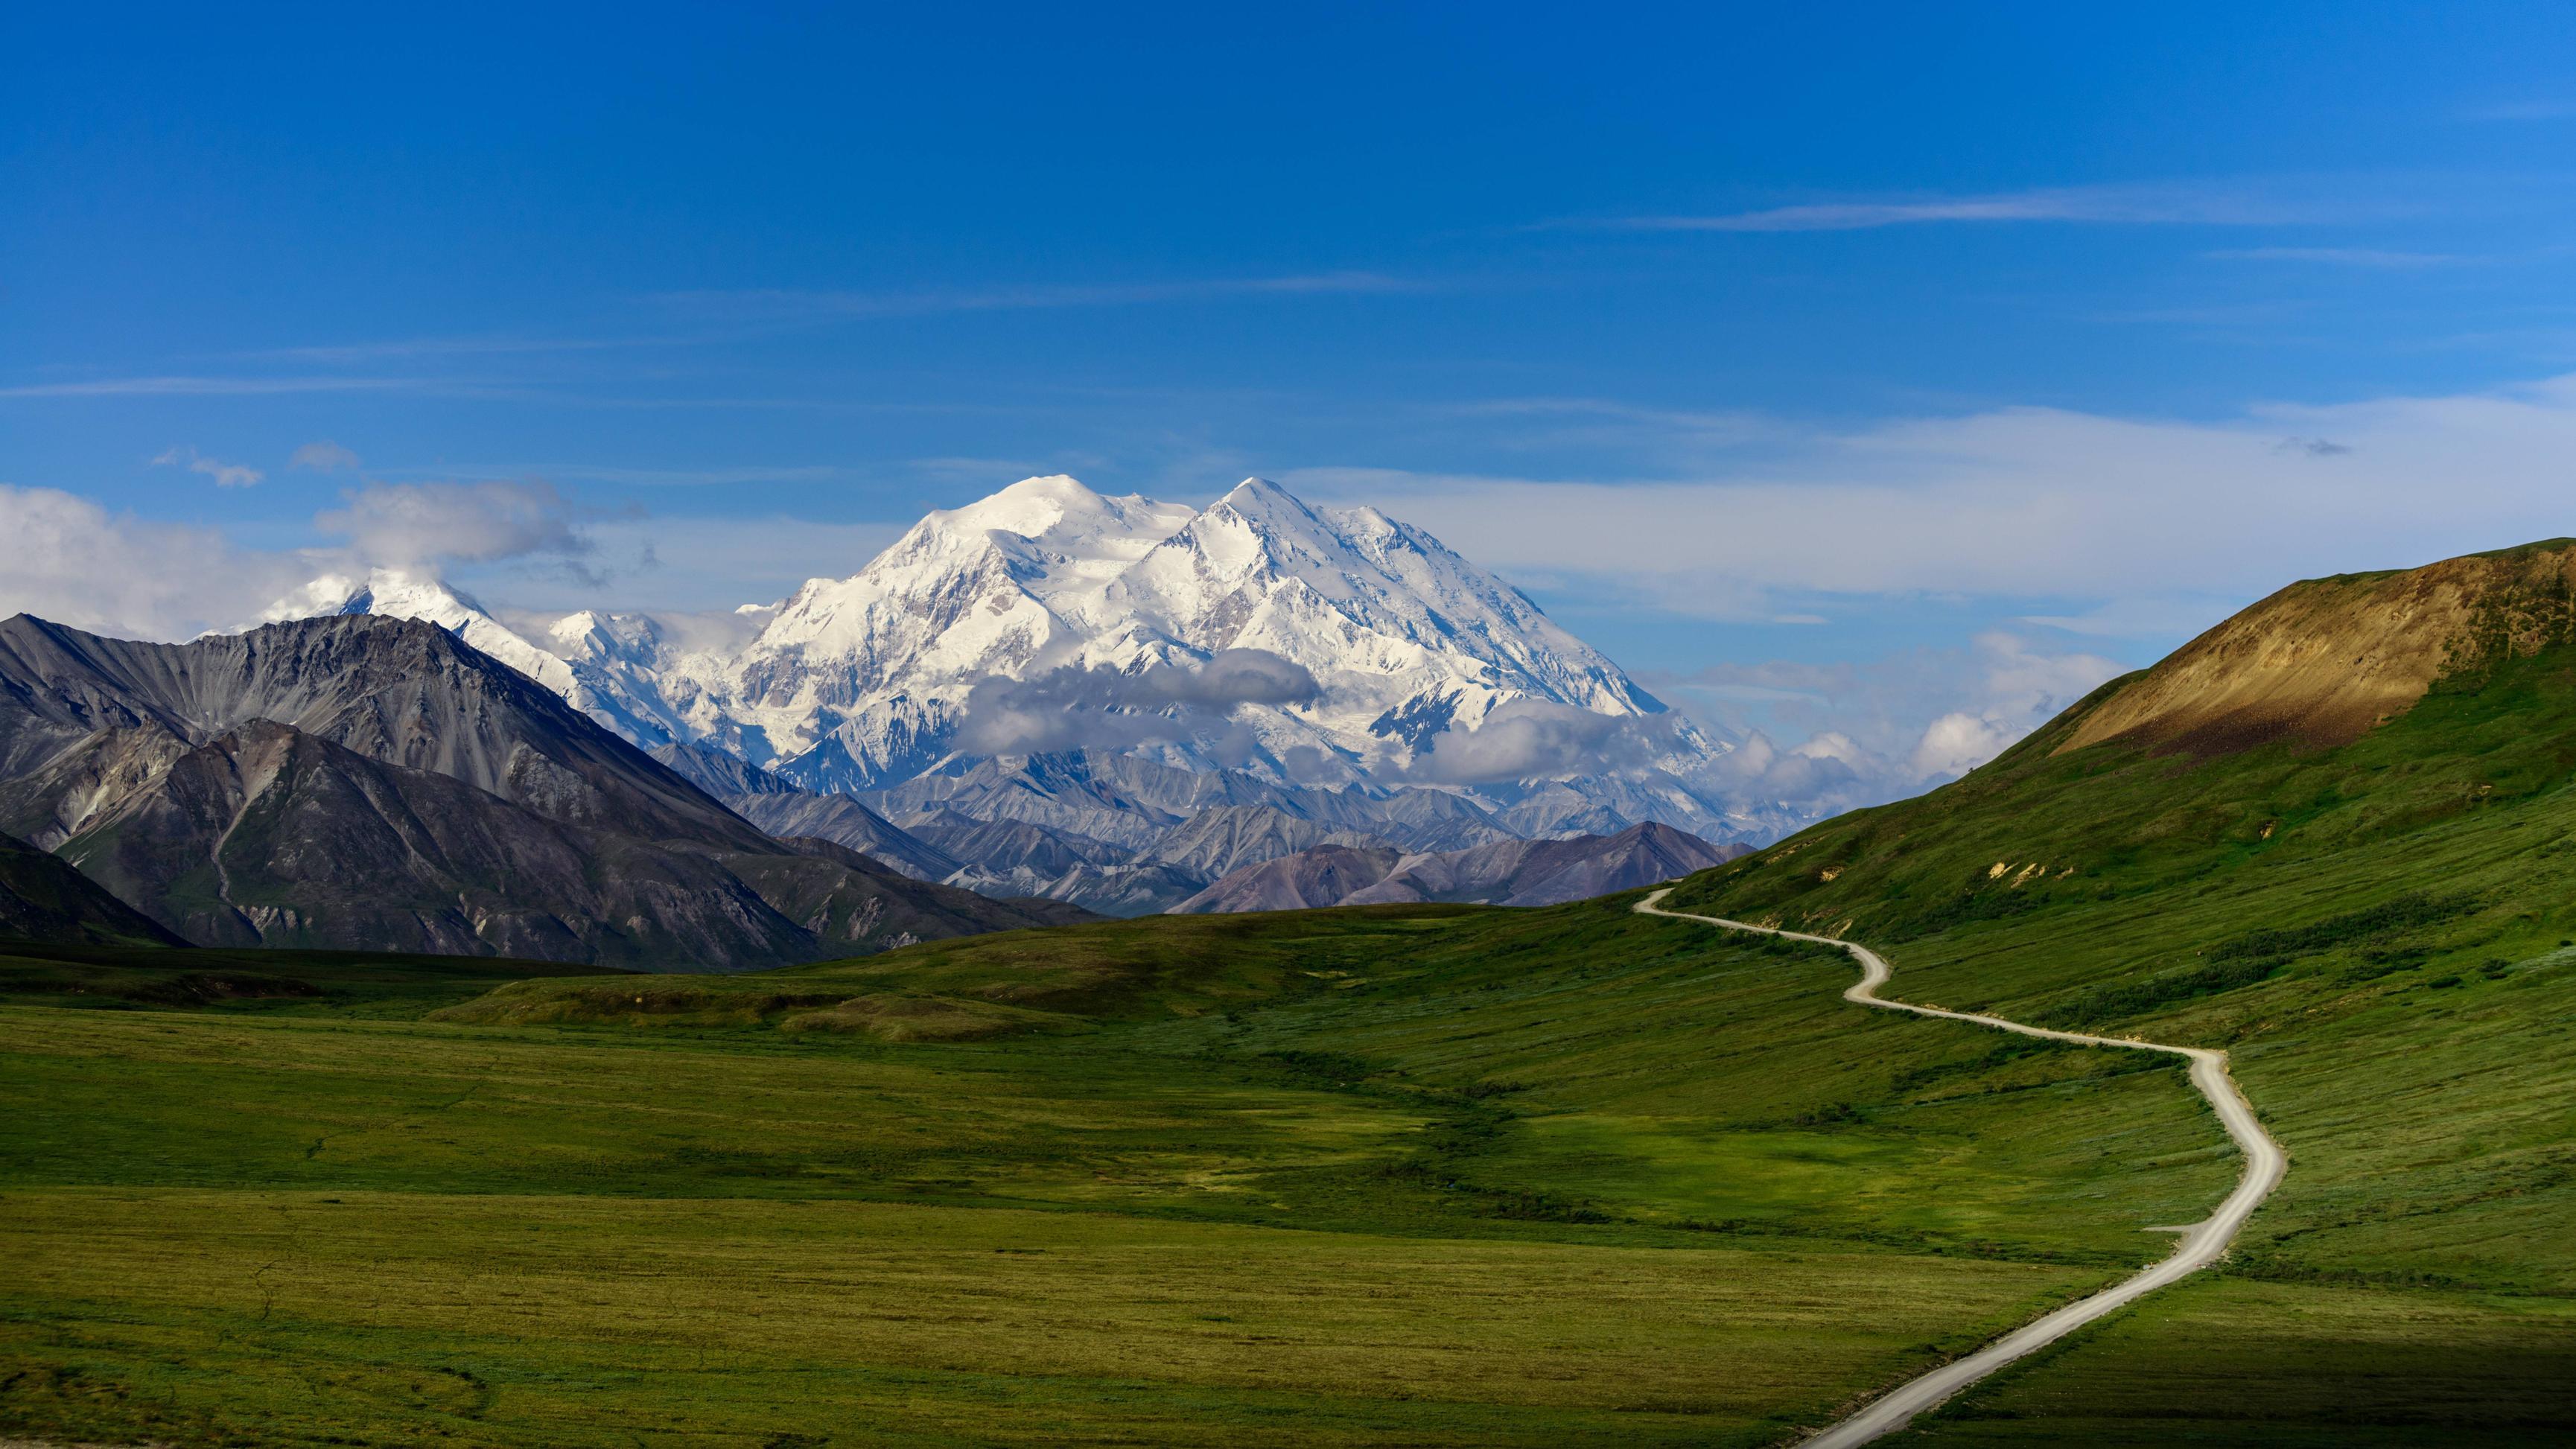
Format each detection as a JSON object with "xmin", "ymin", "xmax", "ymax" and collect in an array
[
  {"xmin": 0, "ymin": 897, "xmax": 2236, "ymax": 1446},
  {"xmin": 1667, "ymin": 641, "xmax": 2576, "ymax": 1442},
  {"xmin": 0, "ymin": 939, "xmax": 626, "ymax": 1018}
]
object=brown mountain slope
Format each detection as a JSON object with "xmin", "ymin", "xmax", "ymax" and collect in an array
[{"xmin": 2059, "ymin": 538, "xmax": 2576, "ymax": 756}]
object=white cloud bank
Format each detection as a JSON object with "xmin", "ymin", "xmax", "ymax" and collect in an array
[
  {"xmin": 0, "ymin": 479, "xmax": 613, "ymax": 640},
  {"xmin": 1286, "ymin": 372, "xmax": 2576, "ymax": 632},
  {"xmin": 0, "ymin": 486, "xmax": 306, "ymax": 638},
  {"xmin": 1652, "ymin": 631, "xmax": 2128, "ymax": 812}
]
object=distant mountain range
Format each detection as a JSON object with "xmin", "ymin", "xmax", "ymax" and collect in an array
[
  {"xmin": 1170, "ymin": 823, "xmax": 1748, "ymax": 914},
  {"xmin": 650, "ymin": 739, "xmax": 1737, "ymax": 917},
  {"xmin": 0, "ymin": 614, "xmax": 1083, "ymax": 968},
  {"xmin": 269, "ymin": 476, "xmax": 1804, "ymax": 848}
]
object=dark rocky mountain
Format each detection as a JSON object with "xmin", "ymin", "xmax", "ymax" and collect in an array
[
  {"xmin": 1170, "ymin": 822, "xmax": 1744, "ymax": 914},
  {"xmin": 0, "ymin": 614, "xmax": 1084, "ymax": 969},
  {"xmin": 906, "ymin": 811, "xmax": 1125, "ymax": 877},
  {"xmin": 728, "ymin": 792, "xmax": 966, "ymax": 883},
  {"xmin": 1167, "ymin": 844, "xmax": 1406, "ymax": 915},
  {"xmin": 1130, "ymin": 805, "xmax": 1389, "ymax": 880},
  {"xmin": 0, "ymin": 611, "xmax": 734, "ymax": 844},
  {"xmin": 1011, "ymin": 860, "xmax": 1211, "ymax": 917},
  {"xmin": 0, "ymin": 828, "xmax": 188, "ymax": 947}
]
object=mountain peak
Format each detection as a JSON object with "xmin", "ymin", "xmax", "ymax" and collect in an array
[
  {"xmin": 926, "ymin": 475, "xmax": 1195, "ymax": 556},
  {"xmin": 259, "ymin": 566, "xmax": 571, "ymax": 694}
]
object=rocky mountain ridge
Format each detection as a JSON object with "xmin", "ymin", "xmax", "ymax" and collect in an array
[{"xmin": 0, "ymin": 614, "xmax": 1085, "ymax": 966}]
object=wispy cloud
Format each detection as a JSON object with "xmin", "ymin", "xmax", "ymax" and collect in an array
[
  {"xmin": 1551, "ymin": 182, "xmax": 2342, "ymax": 234},
  {"xmin": 368, "ymin": 460, "xmax": 852, "ymax": 488},
  {"xmin": 290, "ymin": 440, "xmax": 361, "ymax": 471},
  {"xmin": 1439, "ymin": 396, "xmax": 1782, "ymax": 439},
  {"xmin": 150, "ymin": 445, "xmax": 264, "ymax": 488},
  {"xmin": 243, "ymin": 334, "xmax": 678, "ymax": 364},
  {"xmin": 1, "ymin": 375, "xmax": 427, "ymax": 398},
  {"xmin": 655, "ymin": 270, "xmax": 1417, "ymax": 324},
  {"xmin": 2207, "ymin": 246, "xmax": 2466, "ymax": 268}
]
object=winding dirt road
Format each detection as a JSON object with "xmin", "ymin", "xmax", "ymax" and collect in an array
[{"xmin": 1633, "ymin": 888, "xmax": 2287, "ymax": 1447}]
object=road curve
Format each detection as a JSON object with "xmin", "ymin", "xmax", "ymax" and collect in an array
[{"xmin": 1633, "ymin": 888, "xmax": 2287, "ymax": 1447}]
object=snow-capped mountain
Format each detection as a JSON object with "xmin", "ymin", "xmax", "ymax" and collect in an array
[
  {"xmin": 264, "ymin": 570, "xmax": 576, "ymax": 695},
  {"xmin": 261, "ymin": 475, "xmax": 1764, "ymax": 841},
  {"xmin": 705, "ymin": 474, "xmax": 1692, "ymax": 789}
]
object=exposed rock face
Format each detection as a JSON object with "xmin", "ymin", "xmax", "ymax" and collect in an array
[
  {"xmin": 0, "ymin": 614, "xmax": 1087, "ymax": 968},
  {"xmin": 649, "ymin": 740, "xmax": 798, "ymax": 799},
  {"xmin": 1171, "ymin": 823, "xmax": 1745, "ymax": 914},
  {"xmin": 1131, "ymin": 804, "xmax": 1388, "ymax": 881},
  {"xmin": 2058, "ymin": 539, "xmax": 2576, "ymax": 757},
  {"xmin": 0, "ymin": 611, "xmax": 737, "ymax": 844},
  {"xmin": 724, "ymin": 792, "xmax": 964, "ymax": 884},
  {"xmin": 0, "ymin": 828, "xmax": 187, "ymax": 947},
  {"xmin": 906, "ymin": 812, "xmax": 1125, "ymax": 877}
]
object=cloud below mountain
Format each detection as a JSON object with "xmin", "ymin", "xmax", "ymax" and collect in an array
[
  {"xmin": 954, "ymin": 649, "xmax": 1323, "ymax": 759},
  {"xmin": 1402, "ymin": 699, "xmax": 1685, "ymax": 785},
  {"xmin": 1651, "ymin": 631, "xmax": 2127, "ymax": 812}
]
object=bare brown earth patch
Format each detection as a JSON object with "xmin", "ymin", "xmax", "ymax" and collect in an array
[{"xmin": 2058, "ymin": 538, "xmax": 2576, "ymax": 757}]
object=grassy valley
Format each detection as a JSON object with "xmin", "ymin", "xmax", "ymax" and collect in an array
[{"xmin": 2, "ymin": 899, "xmax": 2236, "ymax": 1447}]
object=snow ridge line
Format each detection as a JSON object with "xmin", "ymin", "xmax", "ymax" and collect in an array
[{"xmin": 1632, "ymin": 888, "xmax": 2288, "ymax": 1447}]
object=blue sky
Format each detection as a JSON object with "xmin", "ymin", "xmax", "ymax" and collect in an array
[{"xmin": 8, "ymin": 2, "xmax": 2576, "ymax": 778}]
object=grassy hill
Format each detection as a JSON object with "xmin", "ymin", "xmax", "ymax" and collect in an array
[
  {"xmin": 5, "ymin": 541, "xmax": 2575, "ymax": 1445},
  {"xmin": 1665, "ymin": 541, "xmax": 2576, "ymax": 1442}
]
